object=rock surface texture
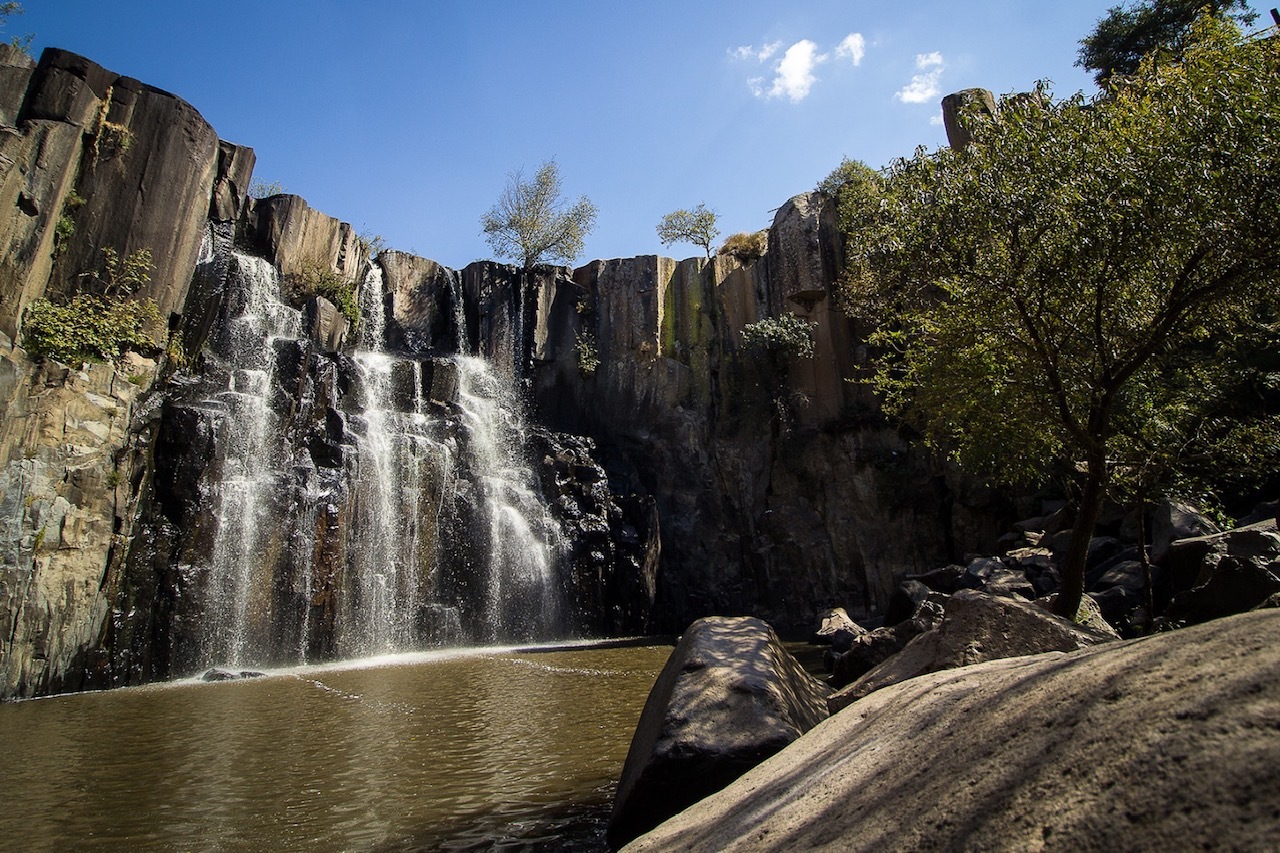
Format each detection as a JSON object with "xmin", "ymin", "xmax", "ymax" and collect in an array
[
  {"xmin": 607, "ymin": 616, "xmax": 831, "ymax": 849},
  {"xmin": 623, "ymin": 609, "xmax": 1280, "ymax": 852}
]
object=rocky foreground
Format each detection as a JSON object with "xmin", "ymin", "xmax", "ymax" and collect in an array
[{"xmin": 622, "ymin": 608, "xmax": 1280, "ymax": 851}]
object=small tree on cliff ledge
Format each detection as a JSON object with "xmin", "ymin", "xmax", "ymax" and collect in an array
[
  {"xmin": 657, "ymin": 204, "xmax": 720, "ymax": 260},
  {"xmin": 481, "ymin": 159, "xmax": 597, "ymax": 271},
  {"xmin": 842, "ymin": 16, "xmax": 1280, "ymax": 620}
]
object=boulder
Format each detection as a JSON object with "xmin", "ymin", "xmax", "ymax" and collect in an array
[
  {"xmin": 622, "ymin": 610, "xmax": 1280, "ymax": 853},
  {"xmin": 1164, "ymin": 520, "xmax": 1280, "ymax": 626},
  {"xmin": 607, "ymin": 616, "xmax": 830, "ymax": 850},
  {"xmin": 810, "ymin": 607, "xmax": 862, "ymax": 643},
  {"xmin": 830, "ymin": 598, "xmax": 944, "ymax": 688},
  {"xmin": 1151, "ymin": 499, "xmax": 1220, "ymax": 564},
  {"xmin": 828, "ymin": 589, "xmax": 1117, "ymax": 712},
  {"xmin": 882, "ymin": 579, "xmax": 931, "ymax": 625}
]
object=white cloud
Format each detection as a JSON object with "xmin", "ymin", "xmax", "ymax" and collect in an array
[
  {"xmin": 896, "ymin": 51, "xmax": 945, "ymax": 104},
  {"xmin": 835, "ymin": 33, "xmax": 866, "ymax": 66},
  {"xmin": 730, "ymin": 41, "xmax": 782, "ymax": 63},
  {"xmin": 929, "ymin": 111, "xmax": 945, "ymax": 126},
  {"xmin": 916, "ymin": 51, "xmax": 943, "ymax": 70},
  {"xmin": 768, "ymin": 40, "xmax": 824, "ymax": 102}
]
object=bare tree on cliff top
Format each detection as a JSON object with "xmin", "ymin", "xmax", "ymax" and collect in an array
[
  {"xmin": 481, "ymin": 159, "xmax": 597, "ymax": 271},
  {"xmin": 836, "ymin": 16, "xmax": 1280, "ymax": 621}
]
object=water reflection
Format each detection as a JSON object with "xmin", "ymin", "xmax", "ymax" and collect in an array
[{"xmin": 0, "ymin": 643, "xmax": 670, "ymax": 851}]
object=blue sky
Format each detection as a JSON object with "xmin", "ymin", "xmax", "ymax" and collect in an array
[{"xmin": 16, "ymin": 2, "xmax": 1273, "ymax": 268}]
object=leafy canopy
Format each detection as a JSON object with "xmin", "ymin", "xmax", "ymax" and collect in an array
[
  {"xmin": 480, "ymin": 160, "xmax": 598, "ymax": 271},
  {"xmin": 1077, "ymin": 0, "xmax": 1257, "ymax": 86},
  {"xmin": 841, "ymin": 15, "xmax": 1280, "ymax": 616},
  {"xmin": 656, "ymin": 204, "xmax": 720, "ymax": 260}
]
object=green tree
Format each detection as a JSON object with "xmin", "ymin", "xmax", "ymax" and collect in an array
[
  {"xmin": 480, "ymin": 159, "xmax": 597, "ymax": 271},
  {"xmin": 656, "ymin": 204, "xmax": 719, "ymax": 260},
  {"xmin": 1077, "ymin": 0, "xmax": 1257, "ymax": 86},
  {"xmin": 843, "ymin": 16, "xmax": 1280, "ymax": 620}
]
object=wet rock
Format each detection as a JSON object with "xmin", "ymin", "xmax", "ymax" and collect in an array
[
  {"xmin": 201, "ymin": 668, "xmax": 265, "ymax": 682},
  {"xmin": 608, "ymin": 616, "xmax": 830, "ymax": 850}
]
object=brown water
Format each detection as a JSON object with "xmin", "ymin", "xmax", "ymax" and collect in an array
[{"xmin": 0, "ymin": 642, "xmax": 672, "ymax": 851}]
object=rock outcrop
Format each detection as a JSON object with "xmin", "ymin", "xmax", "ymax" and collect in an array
[
  {"xmin": 828, "ymin": 589, "xmax": 1118, "ymax": 711},
  {"xmin": 623, "ymin": 609, "xmax": 1280, "ymax": 852},
  {"xmin": 608, "ymin": 616, "xmax": 831, "ymax": 850}
]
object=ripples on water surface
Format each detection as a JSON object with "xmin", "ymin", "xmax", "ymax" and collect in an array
[{"xmin": 0, "ymin": 642, "xmax": 672, "ymax": 851}]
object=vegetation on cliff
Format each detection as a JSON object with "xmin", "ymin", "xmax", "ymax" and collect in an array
[
  {"xmin": 480, "ymin": 159, "xmax": 597, "ymax": 270},
  {"xmin": 657, "ymin": 204, "xmax": 720, "ymax": 260},
  {"xmin": 830, "ymin": 16, "xmax": 1280, "ymax": 619},
  {"xmin": 22, "ymin": 247, "xmax": 161, "ymax": 364}
]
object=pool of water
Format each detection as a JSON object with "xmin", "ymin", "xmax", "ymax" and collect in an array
[{"xmin": 0, "ymin": 641, "xmax": 672, "ymax": 851}]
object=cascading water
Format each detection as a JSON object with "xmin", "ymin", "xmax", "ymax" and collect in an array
[
  {"xmin": 190, "ymin": 251, "xmax": 566, "ymax": 671},
  {"xmin": 198, "ymin": 253, "xmax": 302, "ymax": 668},
  {"xmin": 341, "ymin": 266, "xmax": 459, "ymax": 655},
  {"xmin": 453, "ymin": 355, "xmax": 565, "ymax": 642}
]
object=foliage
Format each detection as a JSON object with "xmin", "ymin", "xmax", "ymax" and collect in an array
[
  {"xmin": 717, "ymin": 230, "xmax": 768, "ymax": 262},
  {"xmin": 574, "ymin": 329, "xmax": 600, "ymax": 376},
  {"xmin": 248, "ymin": 178, "xmax": 288, "ymax": 199},
  {"xmin": 357, "ymin": 228, "xmax": 387, "ymax": 259},
  {"xmin": 53, "ymin": 190, "xmax": 86, "ymax": 258},
  {"xmin": 656, "ymin": 204, "xmax": 720, "ymax": 260},
  {"xmin": 22, "ymin": 294, "xmax": 161, "ymax": 364},
  {"xmin": 480, "ymin": 160, "xmax": 597, "ymax": 270},
  {"xmin": 1, "ymin": 2, "xmax": 31, "ymax": 54},
  {"xmin": 740, "ymin": 313, "xmax": 816, "ymax": 359},
  {"xmin": 165, "ymin": 329, "xmax": 188, "ymax": 369},
  {"xmin": 841, "ymin": 16, "xmax": 1280, "ymax": 617},
  {"xmin": 1077, "ymin": 0, "xmax": 1257, "ymax": 85},
  {"xmin": 79, "ymin": 247, "xmax": 154, "ymax": 296},
  {"xmin": 287, "ymin": 259, "xmax": 360, "ymax": 328}
]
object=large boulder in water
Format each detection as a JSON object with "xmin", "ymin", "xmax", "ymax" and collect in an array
[
  {"xmin": 607, "ymin": 616, "xmax": 830, "ymax": 850},
  {"xmin": 622, "ymin": 609, "xmax": 1280, "ymax": 852}
]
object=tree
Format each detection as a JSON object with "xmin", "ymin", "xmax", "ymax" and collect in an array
[
  {"xmin": 480, "ymin": 159, "xmax": 597, "ymax": 270},
  {"xmin": 656, "ymin": 204, "xmax": 719, "ymax": 260},
  {"xmin": 1077, "ymin": 0, "xmax": 1257, "ymax": 86},
  {"xmin": 842, "ymin": 16, "xmax": 1280, "ymax": 620}
]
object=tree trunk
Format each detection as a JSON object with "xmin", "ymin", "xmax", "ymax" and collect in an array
[{"xmin": 1053, "ymin": 449, "xmax": 1108, "ymax": 620}]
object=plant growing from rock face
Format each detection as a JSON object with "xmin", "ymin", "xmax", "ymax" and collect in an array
[
  {"xmin": 25, "ymin": 245, "xmax": 161, "ymax": 364},
  {"xmin": 480, "ymin": 159, "xmax": 597, "ymax": 271},
  {"xmin": 286, "ymin": 258, "xmax": 360, "ymax": 328},
  {"xmin": 740, "ymin": 313, "xmax": 816, "ymax": 359},
  {"xmin": 841, "ymin": 16, "xmax": 1280, "ymax": 620},
  {"xmin": 574, "ymin": 329, "xmax": 600, "ymax": 376},
  {"xmin": 657, "ymin": 204, "xmax": 719, "ymax": 260},
  {"xmin": 248, "ymin": 178, "xmax": 287, "ymax": 199},
  {"xmin": 22, "ymin": 294, "xmax": 160, "ymax": 364},
  {"xmin": 717, "ymin": 231, "xmax": 768, "ymax": 262}
]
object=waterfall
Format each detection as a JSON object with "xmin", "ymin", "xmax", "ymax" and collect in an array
[
  {"xmin": 341, "ymin": 262, "xmax": 462, "ymax": 655},
  {"xmin": 188, "ymin": 251, "xmax": 566, "ymax": 671},
  {"xmin": 199, "ymin": 253, "xmax": 302, "ymax": 668},
  {"xmin": 453, "ymin": 355, "xmax": 565, "ymax": 642}
]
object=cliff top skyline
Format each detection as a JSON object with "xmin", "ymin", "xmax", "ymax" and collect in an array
[{"xmin": 20, "ymin": 0, "xmax": 1266, "ymax": 269}]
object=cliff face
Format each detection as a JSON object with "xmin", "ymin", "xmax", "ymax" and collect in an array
[{"xmin": 0, "ymin": 47, "xmax": 1010, "ymax": 698}]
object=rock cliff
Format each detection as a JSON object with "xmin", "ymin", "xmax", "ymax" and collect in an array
[{"xmin": 0, "ymin": 46, "xmax": 1010, "ymax": 698}]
